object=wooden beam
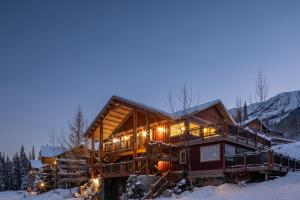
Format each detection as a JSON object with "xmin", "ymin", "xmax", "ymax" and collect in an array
[{"xmin": 111, "ymin": 110, "xmax": 134, "ymax": 135}]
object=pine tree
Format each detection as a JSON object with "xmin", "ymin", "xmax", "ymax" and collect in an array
[
  {"xmin": 12, "ymin": 153, "xmax": 21, "ymax": 190},
  {"xmin": 19, "ymin": 146, "xmax": 29, "ymax": 190},
  {"xmin": 0, "ymin": 152, "xmax": 6, "ymax": 191},
  {"xmin": 243, "ymin": 102, "xmax": 248, "ymax": 121},
  {"xmin": 31, "ymin": 146, "xmax": 35, "ymax": 160},
  {"xmin": 5, "ymin": 156, "xmax": 13, "ymax": 191}
]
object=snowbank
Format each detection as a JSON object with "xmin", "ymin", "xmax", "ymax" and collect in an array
[
  {"xmin": 158, "ymin": 172, "xmax": 300, "ymax": 200},
  {"xmin": 0, "ymin": 188, "xmax": 80, "ymax": 200},
  {"xmin": 272, "ymin": 141, "xmax": 300, "ymax": 159}
]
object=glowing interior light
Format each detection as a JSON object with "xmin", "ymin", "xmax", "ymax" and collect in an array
[
  {"xmin": 157, "ymin": 127, "xmax": 165, "ymax": 133},
  {"xmin": 113, "ymin": 138, "xmax": 119, "ymax": 143},
  {"xmin": 203, "ymin": 128, "xmax": 208, "ymax": 133},
  {"xmin": 40, "ymin": 182, "xmax": 45, "ymax": 187},
  {"xmin": 92, "ymin": 178, "xmax": 99, "ymax": 187},
  {"xmin": 124, "ymin": 135, "xmax": 129, "ymax": 141},
  {"xmin": 142, "ymin": 131, "xmax": 147, "ymax": 137}
]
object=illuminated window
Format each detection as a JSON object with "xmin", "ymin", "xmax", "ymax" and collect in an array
[
  {"xmin": 179, "ymin": 149, "xmax": 186, "ymax": 164},
  {"xmin": 203, "ymin": 127, "xmax": 216, "ymax": 137},
  {"xmin": 190, "ymin": 123, "xmax": 200, "ymax": 136},
  {"xmin": 170, "ymin": 123, "xmax": 185, "ymax": 137},
  {"xmin": 200, "ymin": 144, "xmax": 220, "ymax": 162}
]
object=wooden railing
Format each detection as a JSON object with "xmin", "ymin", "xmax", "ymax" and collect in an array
[
  {"xmin": 146, "ymin": 171, "xmax": 170, "ymax": 199},
  {"xmin": 148, "ymin": 142, "xmax": 177, "ymax": 156},
  {"xmin": 225, "ymin": 150, "xmax": 300, "ymax": 171},
  {"xmin": 102, "ymin": 159, "xmax": 147, "ymax": 177},
  {"xmin": 104, "ymin": 135, "xmax": 147, "ymax": 153},
  {"xmin": 171, "ymin": 121, "xmax": 271, "ymax": 148}
]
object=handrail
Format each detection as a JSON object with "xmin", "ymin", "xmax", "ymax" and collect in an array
[
  {"xmin": 148, "ymin": 171, "xmax": 170, "ymax": 199},
  {"xmin": 225, "ymin": 150, "xmax": 300, "ymax": 171}
]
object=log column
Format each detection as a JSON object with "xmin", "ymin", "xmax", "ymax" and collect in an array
[
  {"xmin": 133, "ymin": 108, "xmax": 137, "ymax": 172},
  {"xmin": 146, "ymin": 111, "xmax": 150, "ymax": 174},
  {"xmin": 99, "ymin": 121, "xmax": 104, "ymax": 177},
  {"xmin": 91, "ymin": 131, "xmax": 95, "ymax": 178}
]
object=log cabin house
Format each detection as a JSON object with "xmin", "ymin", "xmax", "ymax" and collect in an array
[
  {"xmin": 83, "ymin": 95, "xmax": 300, "ymax": 199},
  {"xmin": 34, "ymin": 145, "xmax": 87, "ymax": 191}
]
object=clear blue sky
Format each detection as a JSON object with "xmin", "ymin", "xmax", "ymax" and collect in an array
[{"xmin": 1, "ymin": 0, "xmax": 300, "ymax": 157}]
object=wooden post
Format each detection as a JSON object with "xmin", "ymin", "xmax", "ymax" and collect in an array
[
  {"xmin": 91, "ymin": 131, "xmax": 95, "ymax": 178},
  {"xmin": 99, "ymin": 121, "xmax": 104, "ymax": 177},
  {"xmin": 133, "ymin": 108, "xmax": 137, "ymax": 172},
  {"xmin": 146, "ymin": 111, "xmax": 150, "ymax": 175}
]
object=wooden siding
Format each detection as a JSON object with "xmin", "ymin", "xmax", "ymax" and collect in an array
[{"xmin": 195, "ymin": 106, "xmax": 224, "ymax": 123}]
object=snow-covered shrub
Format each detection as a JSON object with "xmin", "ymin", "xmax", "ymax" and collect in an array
[
  {"xmin": 123, "ymin": 175, "xmax": 146, "ymax": 199},
  {"xmin": 173, "ymin": 178, "xmax": 187, "ymax": 194}
]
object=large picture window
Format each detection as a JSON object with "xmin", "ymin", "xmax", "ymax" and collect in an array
[
  {"xmin": 170, "ymin": 123, "xmax": 185, "ymax": 137},
  {"xmin": 225, "ymin": 144, "xmax": 236, "ymax": 156},
  {"xmin": 200, "ymin": 144, "xmax": 220, "ymax": 162}
]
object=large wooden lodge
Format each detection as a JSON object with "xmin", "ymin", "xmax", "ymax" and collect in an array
[{"xmin": 83, "ymin": 95, "xmax": 300, "ymax": 199}]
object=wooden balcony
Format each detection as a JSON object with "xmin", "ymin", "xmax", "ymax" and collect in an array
[
  {"xmin": 101, "ymin": 142, "xmax": 178, "ymax": 178},
  {"xmin": 225, "ymin": 150, "xmax": 300, "ymax": 173},
  {"xmin": 104, "ymin": 135, "xmax": 147, "ymax": 154},
  {"xmin": 170, "ymin": 122, "xmax": 271, "ymax": 148}
]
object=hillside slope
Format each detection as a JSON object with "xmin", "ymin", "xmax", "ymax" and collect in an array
[{"xmin": 229, "ymin": 90, "xmax": 300, "ymax": 139}]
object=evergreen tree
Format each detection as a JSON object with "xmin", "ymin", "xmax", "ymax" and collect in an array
[
  {"xmin": 19, "ymin": 146, "xmax": 29, "ymax": 190},
  {"xmin": 243, "ymin": 102, "xmax": 248, "ymax": 121},
  {"xmin": 0, "ymin": 153, "xmax": 5, "ymax": 191},
  {"xmin": 5, "ymin": 156, "xmax": 13, "ymax": 191},
  {"xmin": 12, "ymin": 153, "xmax": 21, "ymax": 190},
  {"xmin": 31, "ymin": 146, "xmax": 35, "ymax": 160}
]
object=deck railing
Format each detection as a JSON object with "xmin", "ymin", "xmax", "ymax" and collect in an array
[
  {"xmin": 172, "ymin": 122, "xmax": 272, "ymax": 148},
  {"xmin": 225, "ymin": 150, "xmax": 300, "ymax": 171},
  {"xmin": 104, "ymin": 135, "xmax": 147, "ymax": 153}
]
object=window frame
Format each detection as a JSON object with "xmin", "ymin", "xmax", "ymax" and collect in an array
[
  {"xmin": 200, "ymin": 144, "xmax": 220, "ymax": 162},
  {"xmin": 179, "ymin": 149, "xmax": 187, "ymax": 164}
]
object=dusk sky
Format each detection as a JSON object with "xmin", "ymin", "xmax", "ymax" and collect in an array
[{"xmin": 1, "ymin": 0, "xmax": 300, "ymax": 157}]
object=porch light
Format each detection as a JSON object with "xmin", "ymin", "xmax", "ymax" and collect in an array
[
  {"xmin": 157, "ymin": 126, "xmax": 165, "ymax": 133},
  {"xmin": 113, "ymin": 138, "xmax": 120, "ymax": 143},
  {"xmin": 124, "ymin": 135, "xmax": 129, "ymax": 141},
  {"xmin": 142, "ymin": 130, "xmax": 147, "ymax": 137},
  {"xmin": 40, "ymin": 182, "xmax": 45, "ymax": 188},
  {"xmin": 92, "ymin": 178, "xmax": 99, "ymax": 187}
]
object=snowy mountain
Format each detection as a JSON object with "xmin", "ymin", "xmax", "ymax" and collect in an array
[{"xmin": 229, "ymin": 90, "xmax": 300, "ymax": 139}]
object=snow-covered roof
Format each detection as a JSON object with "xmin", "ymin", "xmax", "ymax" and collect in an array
[
  {"xmin": 172, "ymin": 99, "xmax": 221, "ymax": 118},
  {"xmin": 40, "ymin": 145, "xmax": 66, "ymax": 158},
  {"xmin": 240, "ymin": 117, "xmax": 271, "ymax": 131},
  {"xmin": 30, "ymin": 160, "xmax": 43, "ymax": 169}
]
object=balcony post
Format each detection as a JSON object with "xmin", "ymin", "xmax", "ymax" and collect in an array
[
  {"xmin": 91, "ymin": 131, "xmax": 95, "ymax": 178},
  {"xmin": 146, "ymin": 111, "xmax": 150, "ymax": 175},
  {"xmin": 133, "ymin": 107, "xmax": 137, "ymax": 172},
  {"xmin": 99, "ymin": 121, "xmax": 104, "ymax": 177}
]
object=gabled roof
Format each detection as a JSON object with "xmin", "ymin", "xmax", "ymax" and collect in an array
[
  {"xmin": 40, "ymin": 145, "xmax": 66, "ymax": 158},
  {"xmin": 172, "ymin": 99, "xmax": 236, "ymax": 124},
  {"xmin": 30, "ymin": 160, "xmax": 43, "ymax": 169},
  {"xmin": 240, "ymin": 117, "xmax": 271, "ymax": 131},
  {"xmin": 84, "ymin": 95, "xmax": 172, "ymax": 137},
  {"xmin": 84, "ymin": 96, "xmax": 236, "ymax": 138}
]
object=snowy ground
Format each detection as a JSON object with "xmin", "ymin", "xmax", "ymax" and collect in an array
[
  {"xmin": 0, "ymin": 188, "xmax": 81, "ymax": 200},
  {"xmin": 158, "ymin": 172, "xmax": 300, "ymax": 200}
]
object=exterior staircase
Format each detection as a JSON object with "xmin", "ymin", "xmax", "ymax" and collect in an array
[{"xmin": 144, "ymin": 171, "xmax": 170, "ymax": 199}]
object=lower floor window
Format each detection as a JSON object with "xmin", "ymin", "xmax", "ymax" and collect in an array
[
  {"xmin": 200, "ymin": 144, "xmax": 220, "ymax": 162},
  {"xmin": 180, "ymin": 149, "xmax": 186, "ymax": 164}
]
